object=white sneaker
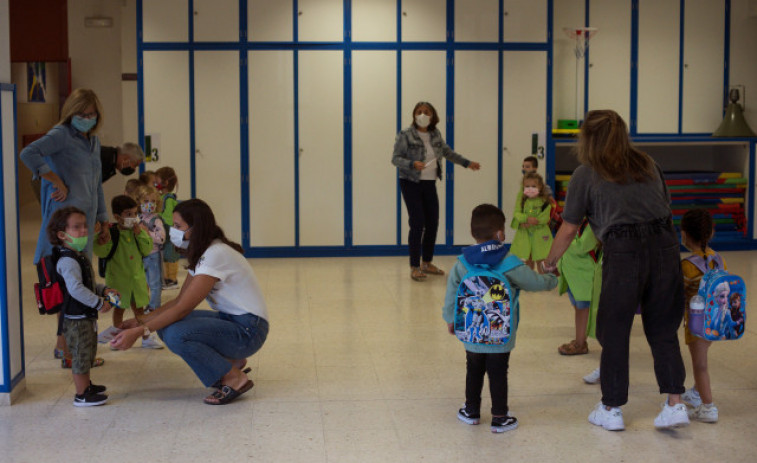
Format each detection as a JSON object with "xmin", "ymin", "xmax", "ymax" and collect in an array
[
  {"xmin": 681, "ymin": 387, "xmax": 702, "ymax": 407},
  {"xmin": 654, "ymin": 401, "xmax": 690, "ymax": 429},
  {"xmin": 689, "ymin": 403, "xmax": 718, "ymax": 423},
  {"xmin": 141, "ymin": 333, "xmax": 164, "ymax": 349},
  {"xmin": 583, "ymin": 367, "xmax": 601, "ymax": 384},
  {"xmin": 588, "ymin": 402, "xmax": 624, "ymax": 431}
]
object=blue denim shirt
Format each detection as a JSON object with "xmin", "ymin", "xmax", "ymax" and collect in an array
[
  {"xmin": 391, "ymin": 126, "xmax": 471, "ymax": 182},
  {"xmin": 20, "ymin": 124, "xmax": 107, "ymax": 263}
]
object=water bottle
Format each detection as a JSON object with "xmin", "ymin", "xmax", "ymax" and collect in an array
[{"xmin": 688, "ymin": 295, "xmax": 705, "ymax": 337}]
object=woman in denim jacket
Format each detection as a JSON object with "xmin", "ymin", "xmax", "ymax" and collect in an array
[
  {"xmin": 20, "ymin": 88, "xmax": 110, "ymax": 362},
  {"xmin": 392, "ymin": 101, "xmax": 480, "ymax": 281}
]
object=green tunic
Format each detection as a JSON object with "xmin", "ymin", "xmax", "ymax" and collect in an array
[
  {"xmin": 94, "ymin": 227, "xmax": 153, "ymax": 308},
  {"xmin": 510, "ymin": 195, "xmax": 553, "ymax": 261},
  {"xmin": 586, "ymin": 254, "xmax": 602, "ymax": 339},
  {"xmin": 556, "ymin": 225, "xmax": 598, "ymax": 301},
  {"xmin": 160, "ymin": 193, "xmax": 178, "ymax": 226}
]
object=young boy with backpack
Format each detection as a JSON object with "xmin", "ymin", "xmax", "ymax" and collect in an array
[
  {"xmin": 47, "ymin": 206, "xmax": 118, "ymax": 406},
  {"xmin": 442, "ymin": 204, "xmax": 557, "ymax": 433},
  {"xmin": 94, "ymin": 195, "xmax": 162, "ymax": 348}
]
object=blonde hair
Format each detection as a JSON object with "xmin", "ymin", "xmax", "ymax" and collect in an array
[
  {"xmin": 520, "ymin": 172, "xmax": 549, "ymax": 210},
  {"xmin": 576, "ymin": 110, "xmax": 655, "ymax": 183},
  {"xmin": 58, "ymin": 88, "xmax": 104, "ymax": 133},
  {"xmin": 135, "ymin": 184, "xmax": 163, "ymax": 212}
]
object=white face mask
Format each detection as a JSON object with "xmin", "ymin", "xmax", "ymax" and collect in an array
[
  {"xmin": 415, "ymin": 113, "xmax": 430, "ymax": 128},
  {"xmin": 122, "ymin": 217, "xmax": 140, "ymax": 228},
  {"xmin": 169, "ymin": 226, "xmax": 190, "ymax": 249},
  {"xmin": 523, "ymin": 186, "xmax": 540, "ymax": 198}
]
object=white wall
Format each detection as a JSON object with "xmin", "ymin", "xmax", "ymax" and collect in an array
[
  {"xmin": 0, "ymin": 0, "xmax": 9, "ymax": 82},
  {"xmin": 730, "ymin": 0, "xmax": 757, "ymax": 130},
  {"xmin": 67, "ymin": 0, "xmax": 127, "ymax": 204}
]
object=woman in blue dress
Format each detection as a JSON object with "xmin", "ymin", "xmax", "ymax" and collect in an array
[{"xmin": 20, "ymin": 88, "xmax": 110, "ymax": 362}]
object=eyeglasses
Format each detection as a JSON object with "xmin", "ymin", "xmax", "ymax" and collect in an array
[{"xmin": 78, "ymin": 111, "xmax": 98, "ymax": 119}]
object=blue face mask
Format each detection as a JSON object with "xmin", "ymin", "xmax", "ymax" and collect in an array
[{"xmin": 71, "ymin": 115, "xmax": 97, "ymax": 133}]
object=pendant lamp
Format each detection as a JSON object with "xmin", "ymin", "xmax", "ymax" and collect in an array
[{"xmin": 713, "ymin": 88, "xmax": 756, "ymax": 137}]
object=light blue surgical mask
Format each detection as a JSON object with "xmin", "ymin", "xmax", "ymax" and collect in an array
[{"xmin": 71, "ymin": 115, "xmax": 97, "ymax": 133}]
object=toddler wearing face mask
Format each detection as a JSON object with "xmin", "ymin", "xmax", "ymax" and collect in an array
[
  {"xmin": 94, "ymin": 195, "xmax": 163, "ymax": 349},
  {"xmin": 135, "ymin": 185, "xmax": 166, "ymax": 314},
  {"xmin": 509, "ymin": 172, "xmax": 554, "ymax": 271},
  {"xmin": 155, "ymin": 166, "xmax": 181, "ymax": 289}
]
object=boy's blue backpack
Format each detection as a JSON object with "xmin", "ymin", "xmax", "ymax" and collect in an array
[
  {"xmin": 685, "ymin": 253, "xmax": 746, "ymax": 341},
  {"xmin": 454, "ymin": 255, "xmax": 523, "ymax": 345}
]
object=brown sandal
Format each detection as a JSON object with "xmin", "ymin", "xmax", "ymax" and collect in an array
[
  {"xmin": 421, "ymin": 262, "xmax": 445, "ymax": 275},
  {"xmin": 558, "ymin": 340, "xmax": 588, "ymax": 356},
  {"xmin": 410, "ymin": 267, "xmax": 427, "ymax": 281}
]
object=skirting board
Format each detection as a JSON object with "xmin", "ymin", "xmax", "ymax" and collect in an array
[{"xmin": 0, "ymin": 378, "xmax": 27, "ymax": 406}]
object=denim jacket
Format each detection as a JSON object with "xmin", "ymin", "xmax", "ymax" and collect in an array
[
  {"xmin": 20, "ymin": 124, "xmax": 107, "ymax": 263},
  {"xmin": 391, "ymin": 126, "xmax": 471, "ymax": 182}
]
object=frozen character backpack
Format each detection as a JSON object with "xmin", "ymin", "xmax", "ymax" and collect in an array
[
  {"xmin": 454, "ymin": 255, "xmax": 523, "ymax": 345},
  {"xmin": 685, "ymin": 253, "xmax": 746, "ymax": 341}
]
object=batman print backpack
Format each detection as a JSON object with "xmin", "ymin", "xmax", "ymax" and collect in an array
[
  {"xmin": 685, "ymin": 253, "xmax": 746, "ymax": 341},
  {"xmin": 454, "ymin": 255, "xmax": 523, "ymax": 345}
]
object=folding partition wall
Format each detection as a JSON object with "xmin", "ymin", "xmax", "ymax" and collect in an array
[{"xmin": 138, "ymin": 0, "xmax": 552, "ymax": 256}]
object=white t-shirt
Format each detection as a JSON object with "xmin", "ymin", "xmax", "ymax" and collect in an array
[
  {"xmin": 417, "ymin": 131, "xmax": 438, "ymax": 181},
  {"xmin": 189, "ymin": 240, "xmax": 268, "ymax": 320}
]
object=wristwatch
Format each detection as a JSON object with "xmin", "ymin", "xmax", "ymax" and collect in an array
[{"xmin": 143, "ymin": 325, "xmax": 151, "ymax": 337}]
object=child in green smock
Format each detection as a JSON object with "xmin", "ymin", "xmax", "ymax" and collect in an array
[
  {"xmin": 94, "ymin": 195, "xmax": 161, "ymax": 348},
  {"xmin": 510, "ymin": 172, "xmax": 553, "ymax": 269},
  {"xmin": 556, "ymin": 222, "xmax": 599, "ymax": 356}
]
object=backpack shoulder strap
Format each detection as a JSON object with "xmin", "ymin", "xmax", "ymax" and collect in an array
[
  {"xmin": 105, "ymin": 225, "xmax": 120, "ymax": 259},
  {"xmin": 494, "ymin": 255, "xmax": 525, "ymax": 275},
  {"xmin": 684, "ymin": 254, "xmax": 708, "ymax": 275},
  {"xmin": 706, "ymin": 253, "xmax": 724, "ymax": 271}
]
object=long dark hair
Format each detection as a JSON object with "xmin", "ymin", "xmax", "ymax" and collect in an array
[
  {"xmin": 680, "ymin": 209, "xmax": 713, "ymax": 254},
  {"xmin": 175, "ymin": 199, "xmax": 244, "ymax": 270}
]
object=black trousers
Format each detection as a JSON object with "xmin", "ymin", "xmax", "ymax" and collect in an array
[
  {"xmin": 465, "ymin": 351, "xmax": 511, "ymax": 416},
  {"xmin": 399, "ymin": 179, "xmax": 439, "ymax": 267},
  {"xmin": 598, "ymin": 218, "xmax": 686, "ymax": 407}
]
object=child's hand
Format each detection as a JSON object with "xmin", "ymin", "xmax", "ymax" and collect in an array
[
  {"xmin": 96, "ymin": 225, "xmax": 111, "ymax": 245},
  {"xmin": 413, "ymin": 161, "xmax": 425, "ymax": 171},
  {"xmin": 100, "ymin": 300, "xmax": 112, "ymax": 314},
  {"xmin": 468, "ymin": 161, "xmax": 481, "ymax": 171},
  {"xmin": 447, "ymin": 323, "xmax": 455, "ymax": 335},
  {"xmin": 526, "ymin": 217, "xmax": 539, "ymax": 225}
]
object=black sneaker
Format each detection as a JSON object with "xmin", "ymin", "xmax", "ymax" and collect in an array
[
  {"xmin": 86, "ymin": 382, "xmax": 107, "ymax": 394},
  {"xmin": 491, "ymin": 415, "xmax": 518, "ymax": 433},
  {"xmin": 457, "ymin": 405, "xmax": 481, "ymax": 425},
  {"xmin": 73, "ymin": 391, "xmax": 108, "ymax": 407}
]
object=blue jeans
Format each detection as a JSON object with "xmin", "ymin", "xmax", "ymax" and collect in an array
[
  {"xmin": 157, "ymin": 310, "xmax": 269, "ymax": 387},
  {"xmin": 143, "ymin": 252, "xmax": 162, "ymax": 310}
]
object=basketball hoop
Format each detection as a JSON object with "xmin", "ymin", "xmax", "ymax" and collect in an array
[{"xmin": 562, "ymin": 27, "xmax": 599, "ymax": 124}]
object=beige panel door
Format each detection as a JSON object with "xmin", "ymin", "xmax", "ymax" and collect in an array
[
  {"xmin": 298, "ymin": 51, "xmax": 344, "ymax": 246},
  {"xmin": 352, "ymin": 51, "xmax": 397, "ymax": 246},
  {"xmin": 453, "ymin": 51, "xmax": 499, "ymax": 245},
  {"xmin": 249, "ymin": 51, "xmax": 295, "ymax": 247},
  {"xmin": 143, "ymin": 51, "xmax": 191, "ymax": 196},
  {"xmin": 194, "ymin": 51, "xmax": 242, "ymax": 243}
]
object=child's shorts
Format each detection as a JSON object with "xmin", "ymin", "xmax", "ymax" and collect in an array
[
  {"xmin": 62, "ymin": 318, "xmax": 98, "ymax": 374},
  {"xmin": 566, "ymin": 288, "xmax": 590, "ymax": 309}
]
